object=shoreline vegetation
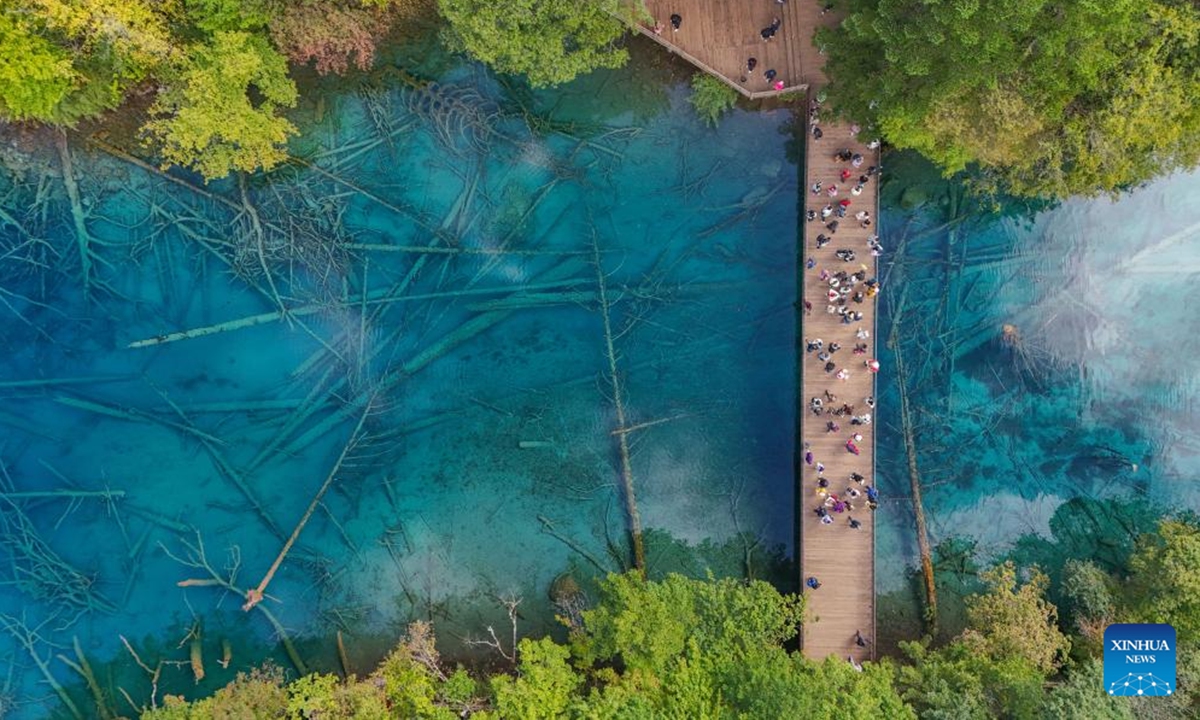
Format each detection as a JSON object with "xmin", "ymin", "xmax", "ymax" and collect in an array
[
  {"xmin": 135, "ymin": 516, "xmax": 1200, "ymax": 718},
  {"xmin": 3, "ymin": 1, "xmax": 1197, "ymax": 195},
  {"xmin": 2, "ymin": 1, "xmax": 1198, "ymax": 717}
]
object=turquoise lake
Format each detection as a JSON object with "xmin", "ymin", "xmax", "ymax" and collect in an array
[
  {"xmin": 0, "ymin": 35, "xmax": 1198, "ymax": 716},
  {"xmin": 0, "ymin": 44, "xmax": 799, "ymax": 716}
]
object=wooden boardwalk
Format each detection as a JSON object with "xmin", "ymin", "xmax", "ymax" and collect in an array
[
  {"xmin": 635, "ymin": 0, "xmax": 878, "ymax": 661},
  {"xmin": 637, "ymin": 0, "xmax": 840, "ymax": 97},
  {"xmin": 798, "ymin": 125, "xmax": 879, "ymax": 662}
]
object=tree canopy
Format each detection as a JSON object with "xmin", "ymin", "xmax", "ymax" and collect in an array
[
  {"xmin": 1127, "ymin": 519, "xmax": 1200, "ymax": 643},
  {"xmin": 131, "ymin": 517, "xmax": 1200, "ymax": 720},
  {"xmin": 820, "ymin": 0, "xmax": 1200, "ymax": 198},
  {"xmin": 437, "ymin": 0, "xmax": 629, "ymax": 87},
  {"xmin": 0, "ymin": 0, "xmax": 417, "ymax": 178},
  {"xmin": 145, "ymin": 32, "xmax": 298, "ymax": 180},
  {"xmin": 143, "ymin": 572, "xmax": 911, "ymax": 719}
]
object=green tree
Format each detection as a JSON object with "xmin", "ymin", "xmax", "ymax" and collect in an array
[
  {"xmin": 1042, "ymin": 660, "xmax": 1134, "ymax": 720},
  {"xmin": 1061, "ymin": 559, "xmax": 1115, "ymax": 623},
  {"xmin": 1127, "ymin": 520, "xmax": 1200, "ymax": 643},
  {"xmin": 689, "ymin": 74, "xmax": 738, "ymax": 127},
  {"xmin": 0, "ymin": 11, "xmax": 76, "ymax": 122},
  {"xmin": 963, "ymin": 562, "xmax": 1070, "ymax": 674},
  {"xmin": 185, "ymin": 0, "xmax": 272, "ymax": 32},
  {"xmin": 820, "ymin": 0, "xmax": 1200, "ymax": 198},
  {"xmin": 437, "ymin": 0, "xmax": 628, "ymax": 87},
  {"xmin": 573, "ymin": 572, "xmax": 804, "ymax": 675},
  {"xmin": 491, "ymin": 637, "xmax": 581, "ymax": 719},
  {"xmin": 373, "ymin": 621, "xmax": 456, "ymax": 719},
  {"xmin": 145, "ymin": 31, "xmax": 298, "ymax": 180},
  {"xmin": 892, "ymin": 640, "xmax": 1045, "ymax": 720},
  {"xmin": 145, "ymin": 667, "xmax": 288, "ymax": 719}
]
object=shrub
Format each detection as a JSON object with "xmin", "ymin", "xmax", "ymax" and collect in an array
[{"xmin": 689, "ymin": 74, "xmax": 737, "ymax": 127}]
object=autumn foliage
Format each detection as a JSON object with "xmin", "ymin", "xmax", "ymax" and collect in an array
[{"xmin": 270, "ymin": 2, "xmax": 388, "ymax": 75}]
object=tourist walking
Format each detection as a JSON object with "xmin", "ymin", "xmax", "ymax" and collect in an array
[{"xmin": 761, "ymin": 17, "xmax": 781, "ymax": 40}]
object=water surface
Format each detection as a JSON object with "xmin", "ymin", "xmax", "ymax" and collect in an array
[{"xmin": 0, "ymin": 52, "xmax": 798, "ymax": 715}]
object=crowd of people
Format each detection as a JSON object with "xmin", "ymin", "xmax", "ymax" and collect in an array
[{"xmin": 800, "ymin": 105, "xmax": 881, "ymax": 659}]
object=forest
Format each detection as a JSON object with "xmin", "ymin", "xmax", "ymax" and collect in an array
[
  {"xmin": 136, "ymin": 516, "xmax": 1200, "ymax": 718},
  {"xmin": 4, "ymin": 0, "xmax": 1197, "ymax": 195}
]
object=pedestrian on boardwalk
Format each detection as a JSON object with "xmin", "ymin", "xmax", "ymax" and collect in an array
[
  {"xmin": 806, "ymin": 576, "xmax": 821, "ymax": 590},
  {"xmin": 849, "ymin": 517, "xmax": 862, "ymax": 529},
  {"xmin": 670, "ymin": 13, "xmax": 682, "ymax": 30},
  {"xmin": 855, "ymin": 630, "xmax": 871, "ymax": 647},
  {"xmin": 846, "ymin": 439, "xmax": 860, "ymax": 455},
  {"xmin": 761, "ymin": 17, "xmax": 781, "ymax": 40}
]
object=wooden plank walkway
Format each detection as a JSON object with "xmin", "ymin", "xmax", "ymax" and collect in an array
[
  {"xmin": 798, "ymin": 123, "xmax": 879, "ymax": 662},
  {"xmin": 637, "ymin": 0, "xmax": 839, "ymax": 98},
  {"xmin": 633, "ymin": 0, "xmax": 878, "ymax": 661}
]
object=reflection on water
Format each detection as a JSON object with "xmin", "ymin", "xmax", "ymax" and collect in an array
[
  {"xmin": 0, "ymin": 57, "xmax": 797, "ymax": 714},
  {"xmin": 876, "ymin": 154, "xmax": 1200, "ymax": 641}
]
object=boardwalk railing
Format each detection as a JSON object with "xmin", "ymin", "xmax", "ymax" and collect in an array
[{"xmin": 631, "ymin": 27, "xmax": 807, "ymax": 100}]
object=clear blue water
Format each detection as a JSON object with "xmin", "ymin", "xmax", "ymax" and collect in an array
[
  {"xmin": 874, "ymin": 153, "xmax": 1200, "ymax": 640},
  {"xmin": 1, "ymin": 33, "xmax": 1198, "ymax": 716},
  {"xmin": 0, "ymin": 48, "xmax": 798, "ymax": 715}
]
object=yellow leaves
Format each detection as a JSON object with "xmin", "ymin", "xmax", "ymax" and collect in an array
[
  {"xmin": 923, "ymin": 83, "xmax": 1048, "ymax": 170},
  {"xmin": 21, "ymin": 0, "xmax": 177, "ymax": 65},
  {"xmin": 0, "ymin": 10, "xmax": 77, "ymax": 121},
  {"xmin": 144, "ymin": 32, "xmax": 298, "ymax": 180}
]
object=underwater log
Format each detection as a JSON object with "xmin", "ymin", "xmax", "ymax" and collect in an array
[
  {"xmin": 187, "ymin": 621, "xmax": 204, "ymax": 684},
  {"xmin": 243, "ymin": 404, "xmax": 370, "ymax": 612},
  {"xmin": 889, "ymin": 288, "xmax": 939, "ymax": 636},
  {"xmin": 57, "ymin": 637, "xmax": 115, "ymax": 720},
  {"xmin": 54, "ymin": 132, "xmax": 93, "ymax": 298},
  {"xmin": 592, "ymin": 236, "xmax": 646, "ymax": 573}
]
